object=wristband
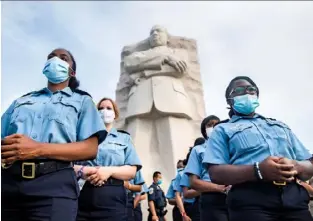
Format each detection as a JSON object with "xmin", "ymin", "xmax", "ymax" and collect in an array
[
  {"xmin": 77, "ymin": 166, "xmax": 85, "ymax": 178},
  {"xmin": 254, "ymin": 162, "xmax": 263, "ymax": 181}
]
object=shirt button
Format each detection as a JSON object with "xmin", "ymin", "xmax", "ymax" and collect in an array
[{"xmin": 32, "ymin": 134, "xmax": 37, "ymax": 139}]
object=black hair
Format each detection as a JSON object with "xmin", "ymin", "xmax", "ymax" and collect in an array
[
  {"xmin": 183, "ymin": 147, "xmax": 194, "ymax": 166},
  {"xmin": 153, "ymin": 171, "xmax": 161, "ymax": 178},
  {"xmin": 176, "ymin": 160, "xmax": 184, "ymax": 165},
  {"xmin": 200, "ymin": 115, "xmax": 220, "ymax": 139},
  {"xmin": 194, "ymin": 137, "xmax": 205, "ymax": 146},
  {"xmin": 65, "ymin": 50, "xmax": 80, "ymax": 90},
  {"xmin": 225, "ymin": 76, "xmax": 259, "ymax": 118}
]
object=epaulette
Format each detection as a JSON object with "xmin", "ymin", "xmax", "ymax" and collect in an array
[
  {"xmin": 72, "ymin": 89, "xmax": 92, "ymax": 97},
  {"xmin": 214, "ymin": 119, "xmax": 229, "ymax": 127},
  {"xmin": 266, "ymin": 118, "xmax": 277, "ymax": 121},
  {"xmin": 117, "ymin": 129, "xmax": 130, "ymax": 135},
  {"xmin": 21, "ymin": 91, "xmax": 36, "ymax": 97}
]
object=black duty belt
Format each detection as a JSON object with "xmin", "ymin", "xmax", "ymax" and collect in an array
[
  {"xmin": 104, "ymin": 178, "xmax": 124, "ymax": 186},
  {"xmin": 2, "ymin": 160, "xmax": 73, "ymax": 179}
]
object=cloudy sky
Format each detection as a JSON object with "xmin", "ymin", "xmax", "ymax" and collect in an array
[{"xmin": 1, "ymin": 1, "xmax": 313, "ymax": 151}]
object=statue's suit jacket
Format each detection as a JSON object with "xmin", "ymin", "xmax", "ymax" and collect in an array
[{"xmin": 123, "ymin": 46, "xmax": 193, "ymax": 120}]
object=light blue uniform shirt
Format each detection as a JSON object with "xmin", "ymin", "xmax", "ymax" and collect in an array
[
  {"xmin": 81, "ymin": 128, "xmax": 142, "ymax": 171},
  {"xmin": 135, "ymin": 183, "xmax": 149, "ymax": 197},
  {"xmin": 129, "ymin": 170, "xmax": 145, "ymax": 196},
  {"xmin": 166, "ymin": 179, "xmax": 176, "ymax": 199},
  {"xmin": 1, "ymin": 87, "xmax": 106, "ymax": 144},
  {"xmin": 203, "ymin": 114, "xmax": 311, "ymax": 166},
  {"xmin": 185, "ymin": 143, "xmax": 211, "ymax": 182},
  {"xmin": 173, "ymin": 169, "xmax": 195, "ymax": 203}
]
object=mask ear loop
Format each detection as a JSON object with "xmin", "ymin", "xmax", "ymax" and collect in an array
[{"xmin": 69, "ymin": 67, "xmax": 76, "ymax": 77}]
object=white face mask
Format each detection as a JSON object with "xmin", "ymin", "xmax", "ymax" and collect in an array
[
  {"xmin": 99, "ymin": 109, "xmax": 115, "ymax": 124},
  {"xmin": 206, "ymin": 127, "xmax": 214, "ymax": 138}
]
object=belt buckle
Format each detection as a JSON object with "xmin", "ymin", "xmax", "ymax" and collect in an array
[
  {"xmin": 22, "ymin": 162, "xmax": 36, "ymax": 179},
  {"xmin": 273, "ymin": 181, "xmax": 286, "ymax": 186}
]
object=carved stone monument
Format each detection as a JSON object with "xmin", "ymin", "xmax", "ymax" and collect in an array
[{"xmin": 115, "ymin": 25, "xmax": 206, "ymax": 220}]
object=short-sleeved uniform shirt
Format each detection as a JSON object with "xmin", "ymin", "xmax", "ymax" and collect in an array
[
  {"xmin": 148, "ymin": 183, "xmax": 167, "ymax": 209},
  {"xmin": 166, "ymin": 179, "xmax": 176, "ymax": 199},
  {"xmin": 129, "ymin": 170, "xmax": 145, "ymax": 197},
  {"xmin": 79, "ymin": 128, "xmax": 142, "ymax": 171},
  {"xmin": 203, "ymin": 114, "xmax": 311, "ymax": 166},
  {"xmin": 173, "ymin": 169, "xmax": 195, "ymax": 203},
  {"xmin": 185, "ymin": 143, "xmax": 211, "ymax": 182},
  {"xmin": 1, "ymin": 87, "xmax": 107, "ymax": 198}
]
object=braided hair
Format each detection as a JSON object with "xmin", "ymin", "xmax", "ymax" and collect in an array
[{"xmin": 225, "ymin": 76, "xmax": 259, "ymax": 117}]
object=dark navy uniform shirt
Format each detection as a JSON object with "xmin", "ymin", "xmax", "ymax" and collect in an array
[{"xmin": 148, "ymin": 183, "xmax": 167, "ymax": 209}]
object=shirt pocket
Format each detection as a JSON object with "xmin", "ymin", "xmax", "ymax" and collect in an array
[
  {"xmin": 227, "ymin": 124, "xmax": 263, "ymax": 152},
  {"xmin": 107, "ymin": 141, "xmax": 127, "ymax": 156},
  {"xmin": 49, "ymin": 98, "xmax": 81, "ymax": 125},
  {"xmin": 9, "ymin": 99, "xmax": 36, "ymax": 125},
  {"xmin": 266, "ymin": 120, "xmax": 292, "ymax": 146}
]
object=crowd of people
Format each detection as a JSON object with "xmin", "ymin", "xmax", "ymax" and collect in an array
[{"xmin": 1, "ymin": 47, "xmax": 313, "ymax": 221}]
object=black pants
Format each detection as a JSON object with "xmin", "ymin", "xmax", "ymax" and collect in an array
[
  {"xmin": 184, "ymin": 200, "xmax": 200, "ymax": 221},
  {"xmin": 227, "ymin": 182, "xmax": 312, "ymax": 221},
  {"xmin": 127, "ymin": 194, "xmax": 135, "ymax": 221},
  {"xmin": 134, "ymin": 203, "xmax": 142, "ymax": 221},
  {"xmin": 200, "ymin": 192, "xmax": 229, "ymax": 221},
  {"xmin": 2, "ymin": 168, "xmax": 79, "ymax": 221},
  {"xmin": 77, "ymin": 182, "xmax": 127, "ymax": 221},
  {"xmin": 173, "ymin": 206, "xmax": 182, "ymax": 221}
]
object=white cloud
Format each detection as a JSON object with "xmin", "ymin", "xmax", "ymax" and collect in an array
[{"xmin": 2, "ymin": 1, "xmax": 313, "ymax": 151}]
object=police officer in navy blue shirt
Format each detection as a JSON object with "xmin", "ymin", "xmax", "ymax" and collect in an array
[
  {"xmin": 203, "ymin": 76, "xmax": 313, "ymax": 221},
  {"xmin": 1, "ymin": 48, "xmax": 107, "ymax": 221},
  {"xmin": 75, "ymin": 97, "xmax": 142, "ymax": 221},
  {"xmin": 148, "ymin": 171, "xmax": 167, "ymax": 221}
]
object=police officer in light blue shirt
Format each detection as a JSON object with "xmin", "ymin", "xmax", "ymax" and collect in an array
[
  {"xmin": 166, "ymin": 160, "xmax": 184, "ymax": 221},
  {"xmin": 1, "ymin": 48, "xmax": 107, "ymax": 221},
  {"xmin": 75, "ymin": 97, "xmax": 142, "ymax": 221},
  {"xmin": 126, "ymin": 170, "xmax": 145, "ymax": 221},
  {"xmin": 133, "ymin": 183, "xmax": 149, "ymax": 221},
  {"xmin": 185, "ymin": 115, "xmax": 230, "ymax": 221},
  {"xmin": 203, "ymin": 76, "xmax": 313, "ymax": 221},
  {"xmin": 177, "ymin": 140, "xmax": 204, "ymax": 221}
]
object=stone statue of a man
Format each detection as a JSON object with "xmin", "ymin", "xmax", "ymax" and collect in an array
[{"xmin": 122, "ymin": 25, "xmax": 197, "ymax": 186}]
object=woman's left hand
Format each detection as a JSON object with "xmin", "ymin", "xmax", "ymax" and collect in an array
[
  {"xmin": 1, "ymin": 134, "xmax": 41, "ymax": 164},
  {"xmin": 87, "ymin": 167, "xmax": 113, "ymax": 186}
]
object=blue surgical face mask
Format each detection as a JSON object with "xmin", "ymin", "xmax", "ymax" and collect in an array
[
  {"xmin": 157, "ymin": 179, "xmax": 162, "ymax": 185},
  {"xmin": 233, "ymin": 94, "xmax": 260, "ymax": 115},
  {"xmin": 43, "ymin": 57, "xmax": 70, "ymax": 84}
]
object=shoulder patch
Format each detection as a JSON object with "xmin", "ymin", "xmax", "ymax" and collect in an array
[
  {"xmin": 117, "ymin": 130, "xmax": 130, "ymax": 135},
  {"xmin": 72, "ymin": 89, "xmax": 92, "ymax": 97},
  {"xmin": 214, "ymin": 119, "xmax": 229, "ymax": 127},
  {"xmin": 149, "ymin": 188, "xmax": 154, "ymax": 194}
]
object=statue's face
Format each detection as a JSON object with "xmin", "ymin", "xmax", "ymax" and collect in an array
[{"xmin": 149, "ymin": 26, "xmax": 168, "ymax": 48}]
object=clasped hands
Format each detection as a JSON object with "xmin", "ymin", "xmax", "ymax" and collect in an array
[
  {"xmin": 259, "ymin": 156, "xmax": 299, "ymax": 182},
  {"xmin": 81, "ymin": 166, "xmax": 114, "ymax": 187}
]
